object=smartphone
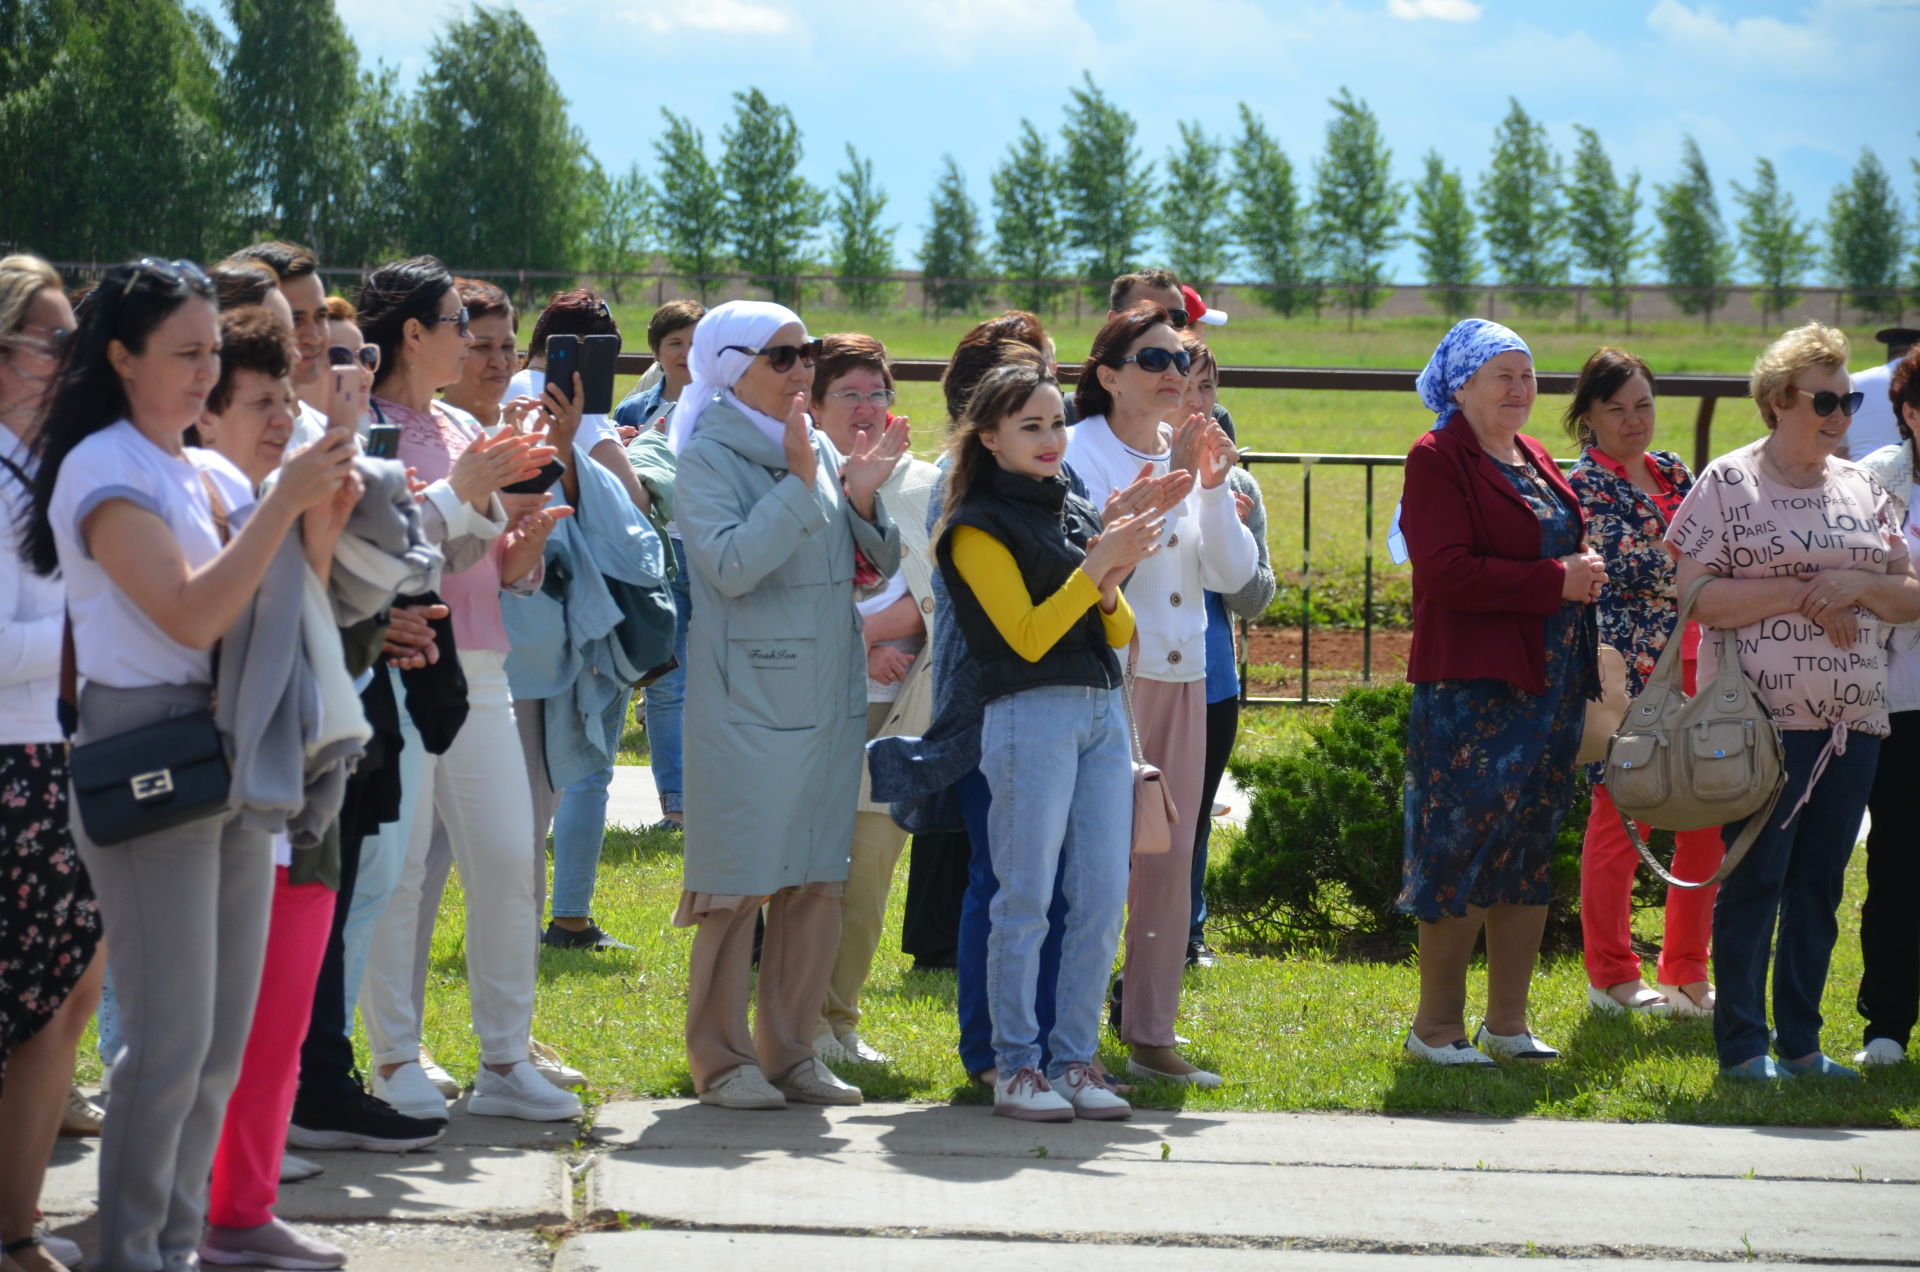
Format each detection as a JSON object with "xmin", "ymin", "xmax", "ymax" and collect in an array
[
  {"xmin": 503, "ymin": 457, "xmax": 567, "ymax": 496},
  {"xmin": 544, "ymin": 333, "xmax": 579, "ymax": 403},
  {"xmin": 365, "ymin": 425, "xmax": 401, "ymax": 459},
  {"xmin": 580, "ymin": 334, "xmax": 619, "ymax": 415}
]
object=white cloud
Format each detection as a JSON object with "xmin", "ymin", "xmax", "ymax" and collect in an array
[
  {"xmin": 620, "ymin": 0, "xmax": 797, "ymax": 37},
  {"xmin": 1386, "ymin": 0, "xmax": 1482, "ymax": 20},
  {"xmin": 1644, "ymin": 0, "xmax": 1837, "ymax": 62}
]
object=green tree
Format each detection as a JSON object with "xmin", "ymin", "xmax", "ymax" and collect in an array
[
  {"xmin": 921, "ymin": 155, "xmax": 990, "ymax": 315},
  {"xmin": 1411, "ymin": 151, "xmax": 1478, "ymax": 319},
  {"xmin": 991, "ymin": 120, "xmax": 1068, "ymax": 314},
  {"xmin": 1477, "ymin": 98, "xmax": 1569, "ymax": 315},
  {"xmin": 1230, "ymin": 104, "xmax": 1314, "ymax": 316},
  {"xmin": 1732, "ymin": 158, "xmax": 1817, "ymax": 331},
  {"xmin": 1058, "ymin": 72, "xmax": 1155, "ymax": 291},
  {"xmin": 829, "ymin": 144, "xmax": 897, "ymax": 313},
  {"xmin": 1310, "ymin": 88, "xmax": 1404, "ymax": 328},
  {"xmin": 583, "ymin": 160, "xmax": 652, "ymax": 301},
  {"xmin": 406, "ymin": 5, "xmax": 589, "ymax": 271},
  {"xmin": 325, "ymin": 61, "xmax": 411, "ymax": 267},
  {"xmin": 718, "ymin": 87, "xmax": 824, "ymax": 306},
  {"xmin": 1159, "ymin": 121, "xmax": 1233, "ymax": 291},
  {"xmin": 220, "ymin": 0, "xmax": 358, "ymax": 256},
  {"xmin": 652, "ymin": 110, "xmax": 729, "ymax": 301},
  {"xmin": 1653, "ymin": 136, "xmax": 1734, "ymax": 327},
  {"xmin": 1826, "ymin": 148, "xmax": 1907, "ymax": 322},
  {"xmin": 0, "ymin": 0, "xmax": 231, "ymax": 261},
  {"xmin": 1564, "ymin": 125, "xmax": 1640, "ymax": 319}
]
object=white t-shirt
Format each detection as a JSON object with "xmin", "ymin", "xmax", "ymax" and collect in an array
[
  {"xmin": 50, "ymin": 421, "xmax": 256, "ymax": 688},
  {"xmin": 507, "ymin": 368, "xmax": 618, "ymax": 452},
  {"xmin": 0, "ymin": 430, "xmax": 64, "ymax": 743},
  {"xmin": 1845, "ymin": 361, "xmax": 1899, "ymax": 462},
  {"xmin": 292, "ymin": 400, "xmax": 328, "ymax": 451},
  {"xmin": 1889, "ymin": 496, "xmax": 1920, "ymax": 715}
]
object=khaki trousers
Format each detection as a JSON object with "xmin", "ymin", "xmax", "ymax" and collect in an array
[
  {"xmin": 819, "ymin": 702, "xmax": 910, "ymax": 1038},
  {"xmin": 684, "ymin": 882, "xmax": 843, "ymax": 1091}
]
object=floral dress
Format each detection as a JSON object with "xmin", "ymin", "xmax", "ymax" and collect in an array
[
  {"xmin": 1397, "ymin": 459, "xmax": 1589, "ymax": 920},
  {"xmin": 1, "ymin": 741, "xmax": 101, "ymax": 1069}
]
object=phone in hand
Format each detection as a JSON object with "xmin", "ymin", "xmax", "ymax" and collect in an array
[
  {"xmin": 502, "ymin": 458, "xmax": 567, "ymax": 496},
  {"xmin": 544, "ymin": 333, "xmax": 579, "ymax": 403},
  {"xmin": 580, "ymin": 334, "xmax": 619, "ymax": 415},
  {"xmin": 365, "ymin": 425, "xmax": 401, "ymax": 459}
]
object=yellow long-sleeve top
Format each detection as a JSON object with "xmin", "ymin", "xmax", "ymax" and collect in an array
[{"xmin": 948, "ymin": 525, "xmax": 1135, "ymax": 661}]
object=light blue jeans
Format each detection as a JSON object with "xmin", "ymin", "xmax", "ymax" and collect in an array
[
  {"xmin": 980, "ymin": 683, "xmax": 1132, "ymax": 1077},
  {"xmin": 549, "ymin": 689, "xmax": 632, "ymax": 917},
  {"xmin": 641, "ymin": 537, "xmax": 691, "ymax": 813}
]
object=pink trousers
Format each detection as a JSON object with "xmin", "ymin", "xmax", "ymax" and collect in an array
[
  {"xmin": 208, "ymin": 866, "xmax": 336, "ymax": 1228},
  {"xmin": 1119, "ymin": 677, "xmax": 1207, "ymax": 1048}
]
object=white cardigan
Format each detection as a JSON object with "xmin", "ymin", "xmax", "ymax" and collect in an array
[
  {"xmin": 1067, "ymin": 414, "xmax": 1258, "ymax": 682},
  {"xmin": 0, "ymin": 430, "xmax": 63, "ymax": 744}
]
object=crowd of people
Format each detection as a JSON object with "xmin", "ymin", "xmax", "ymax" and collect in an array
[{"xmin": 0, "ymin": 236, "xmax": 1915, "ymax": 1272}]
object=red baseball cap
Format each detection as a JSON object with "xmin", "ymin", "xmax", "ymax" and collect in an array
[{"xmin": 1181, "ymin": 284, "xmax": 1228, "ymax": 327}]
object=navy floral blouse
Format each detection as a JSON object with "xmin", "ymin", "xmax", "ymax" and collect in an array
[{"xmin": 1567, "ymin": 447, "xmax": 1697, "ymax": 701}]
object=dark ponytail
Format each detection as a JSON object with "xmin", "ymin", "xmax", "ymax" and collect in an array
[
  {"xmin": 358, "ymin": 255, "xmax": 454, "ymax": 395},
  {"xmin": 23, "ymin": 258, "xmax": 215, "ymax": 577}
]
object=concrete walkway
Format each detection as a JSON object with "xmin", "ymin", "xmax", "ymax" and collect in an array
[{"xmin": 43, "ymin": 1099, "xmax": 1920, "ymax": 1268}]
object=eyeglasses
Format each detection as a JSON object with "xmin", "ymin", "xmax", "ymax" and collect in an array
[
  {"xmin": 125, "ymin": 257, "xmax": 211, "ymax": 295},
  {"xmin": 824, "ymin": 388, "xmax": 896, "ymax": 408},
  {"xmin": 1793, "ymin": 387, "xmax": 1865, "ymax": 419},
  {"xmin": 1165, "ymin": 308, "xmax": 1191, "ymax": 330},
  {"xmin": 331, "ymin": 343, "xmax": 382, "ymax": 374},
  {"xmin": 725, "ymin": 340, "xmax": 822, "ymax": 373},
  {"xmin": 1120, "ymin": 347, "xmax": 1193, "ymax": 376},
  {"xmin": 4, "ymin": 326, "xmax": 71, "ymax": 359},
  {"xmin": 424, "ymin": 307, "xmax": 471, "ymax": 339}
]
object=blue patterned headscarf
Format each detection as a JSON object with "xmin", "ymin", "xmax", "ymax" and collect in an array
[{"xmin": 1389, "ymin": 318, "xmax": 1533, "ymax": 563}]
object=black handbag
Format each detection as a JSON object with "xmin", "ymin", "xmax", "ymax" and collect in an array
[{"xmin": 59, "ymin": 469, "xmax": 233, "ymax": 846}]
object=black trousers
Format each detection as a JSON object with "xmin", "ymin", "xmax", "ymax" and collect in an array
[
  {"xmin": 902, "ymin": 828, "xmax": 969, "ymax": 967},
  {"xmin": 1859, "ymin": 709, "xmax": 1920, "ymax": 1048},
  {"xmin": 1190, "ymin": 695, "xmax": 1241, "ymax": 942}
]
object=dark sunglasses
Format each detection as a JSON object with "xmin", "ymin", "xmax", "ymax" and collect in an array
[
  {"xmin": 1794, "ymin": 387, "xmax": 1865, "ymax": 419},
  {"xmin": 330, "ymin": 343, "xmax": 382, "ymax": 374},
  {"xmin": 725, "ymin": 339, "xmax": 822, "ymax": 373},
  {"xmin": 424, "ymin": 306, "xmax": 471, "ymax": 339},
  {"xmin": 126, "ymin": 256, "xmax": 211, "ymax": 295},
  {"xmin": 1120, "ymin": 347, "xmax": 1193, "ymax": 376},
  {"xmin": 1165, "ymin": 307, "xmax": 1191, "ymax": 330}
]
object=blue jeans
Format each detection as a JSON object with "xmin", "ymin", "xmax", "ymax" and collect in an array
[
  {"xmin": 1713, "ymin": 728, "xmax": 1880, "ymax": 1067},
  {"xmin": 980, "ymin": 684, "xmax": 1132, "ymax": 1076},
  {"xmin": 549, "ymin": 690, "xmax": 632, "ymax": 917},
  {"xmin": 956, "ymin": 770, "xmax": 1067, "ymax": 1075},
  {"xmin": 641, "ymin": 537, "xmax": 691, "ymax": 813}
]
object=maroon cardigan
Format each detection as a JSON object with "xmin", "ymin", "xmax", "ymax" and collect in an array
[{"xmin": 1403, "ymin": 413, "xmax": 1584, "ymax": 695}]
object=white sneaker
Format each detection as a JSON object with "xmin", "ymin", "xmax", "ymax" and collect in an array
[
  {"xmin": 468, "ymin": 1061, "xmax": 583, "ymax": 1121},
  {"xmin": 36, "ymin": 1229, "xmax": 83, "ymax": 1267},
  {"xmin": 374, "ymin": 1061, "xmax": 451, "ymax": 1122},
  {"xmin": 992, "ymin": 1066, "xmax": 1073, "ymax": 1122},
  {"xmin": 1056, "ymin": 1062, "xmax": 1132, "ymax": 1120},
  {"xmin": 530, "ymin": 1039, "xmax": 586, "ymax": 1089},
  {"xmin": 836, "ymin": 1030, "xmax": 891, "ymax": 1065},
  {"xmin": 1473, "ymin": 1023, "xmax": 1561, "ymax": 1061},
  {"xmin": 1403, "ymin": 1028, "xmax": 1496, "ymax": 1067},
  {"xmin": 812, "ymin": 1028, "xmax": 852, "ymax": 1065},
  {"xmin": 698, "ymin": 1063, "xmax": 786, "ymax": 1110},
  {"xmin": 280, "ymin": 1151, "xmax": 323, "ymax": 1182},
  {"xmin": 417, "ymin": 1048, "xmax": 461, "ymax": 1098},
  {"xmin": 1855, "ymin": 1038, "xmax": 1906, "ymax": 1067},
  {"xmin": 772, "ymin": 1057, "xmax": 862, "ymax": 1105}
]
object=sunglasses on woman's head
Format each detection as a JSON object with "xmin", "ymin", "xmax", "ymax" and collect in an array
[
  {"xmin": 1793, "ymin": 387, "xmax": 1865, "ymax": 419},
  {"xmin": 425, "ymin": 306, "xmax": 471, "ymax": 339},
  {"xmin": 725, "ymin": 339, "xmax": 822, "ymax": 373},
  {"xmin": 1120, "ymin": 347, "xmax": 1193, "ymax": 376},
  {"xmin": 125, "ymin": 257, "xmax": 211, "ymax": 295}
]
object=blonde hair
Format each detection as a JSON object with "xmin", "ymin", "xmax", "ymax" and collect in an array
[
  {"xmin": 1751, "ymin": 322, "xmax": 1849, "ymax": 428},
  {"xmin": 0, "ymin": 254, "xmax": 63, "ymax": 345}
]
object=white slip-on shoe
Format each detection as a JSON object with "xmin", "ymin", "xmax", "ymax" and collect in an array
[
  {"xmin": 417, "ymin": 1049, "xmax": 461, "ymax": 1098},
  {"xmin": 1404, "ymin": 1028, "xmax": 1496, "ymax": 1067},
  {"xmin": 1587, "ymin": 984, "xmax": 1672, "ymax": 1016},
  {"xmin": 698, "ymin": 1064, "xmax": 787, "ymax": 1110},
  {"xmin": 468, "ymin": 1061, "xmax": 583, "ymax": 1121},
  {"xmin": 992, "ymin": 1066, "xmax": 1073, "ymax": 1122},
  {"xmin": 530, "ymin": 1039, "xmax": 587, "ymax": 1089},
  {"xmin": 1655, "ymin": 982, "xmax": 1715, "ymax": 1020},
  {"xmin": 1473, "ymin": 1024, "xmax": 1561, "ymax": 1062},
  {"xmin": 1125, "ymin": 1056, "xmax": 1224, "ymax": 1089},
  {"xmin": 1056, "ymin": 1062, "xmax": 1132, "ymax": 1120},
  {"xmin": 836, "ymin": 1030, "xmax": 892, "ymax": 1065},
  {"xmin": 373, "ymin": 1061, "xmax": 450, "ymax": 1122},
  {"xmin": 811, "ymin": 1028, "xmax": 852, "ymax": 1065},
  {"xmin": 35, "ymin": 1229, "xmax": 84, "ymax": 1268},
  {"xmin": 773, "ymin": 1057, "xmax": 863, "ymax": 1106},
  {"xmin": 279, "ymin": 1151, "xmax": 323, "ymax": 1182},
  {"xmin": 1854, "ymin": 1037, "xmax": 1906, "ymax": 1067}
]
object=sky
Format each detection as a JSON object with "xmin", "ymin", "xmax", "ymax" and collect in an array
[{"xmin": 234, "ymin": 0, "xmax": 1914, "ymax": 279}]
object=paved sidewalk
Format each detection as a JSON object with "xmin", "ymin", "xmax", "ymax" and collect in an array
[{"xmin": 43, "ymin": 1099, "xmax": 1920, "ymax": 1268}]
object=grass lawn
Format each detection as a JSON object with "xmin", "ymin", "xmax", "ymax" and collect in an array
[{"xmin": 354, "ymin": 806, "xmax": 1918, "ymax": 1129}]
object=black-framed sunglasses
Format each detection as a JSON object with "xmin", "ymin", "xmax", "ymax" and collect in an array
[
  {"xmin": 1165, "ymin": 307, "xmax": 1191, "ymax": 330},
  {"xmin": 725, "ymin": 339, "xmax": 822, "ymax": 373},
  {"xmin": 1120, "ymin": 347, "xmax": 1193, "ymax": 376},
  {"xmin": 126, "ymin": 256, "xmax": 211, "ymax": 295},
  {"xmin": 1794, "ymin": 387, "xmax": 1865, "ymax": 419},
  {"xmin": 424, "ymin": 306, "xmax": 471, "ymax": 339}
]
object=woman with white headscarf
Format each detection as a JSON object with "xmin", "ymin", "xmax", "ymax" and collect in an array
[
  {"xmin": 670, "ymin": 300, "xmax": 908, "ymax": 1110},
  {"xmin": 1397, "ymin": 319, "xmax": 1606, "ymax": 1068}
]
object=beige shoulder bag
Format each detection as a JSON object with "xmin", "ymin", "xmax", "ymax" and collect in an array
[{"xmin": 1123, "ymin": 635, "xmax": 1177, "ymax": 856}]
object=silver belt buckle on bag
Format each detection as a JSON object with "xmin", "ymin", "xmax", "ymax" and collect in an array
[{"xmin": 131, "ymin": 769, "xmax": 174, "ymax": 802}]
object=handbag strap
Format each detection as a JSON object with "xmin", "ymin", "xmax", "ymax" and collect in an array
[
  {"xmin": 1121, "ymin": 633, "xmax": 1145, "ymax": 765},
  {"xmin": 1617, "ymin": 766, "xmax": 1784, "ymax": 890},
  {"xmin": 1638, "ymin": 573, "xmax": 1717, "ymax": 697}
]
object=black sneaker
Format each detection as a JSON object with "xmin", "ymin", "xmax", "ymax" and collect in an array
[
  {"xmin": 1186, "ymin": 940, "xmax": 1219, "ymax": 969},
  {"xmin": 542, "ymin": 918, "xmax": 635, "ymax": 951},
  {"xmin": 288, "ymin": 1086, "xmax": 446, "ymax": 1153}
]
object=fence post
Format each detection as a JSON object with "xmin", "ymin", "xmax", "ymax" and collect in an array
[
  {"xmin": 1692, "ymin": 396, "xmax": 1717, "ymax": 472},
  {"xmin": 1300, "ymin": 458, "xmax": 1314, "ymax": 706},
  {"xmin": 1363, "ymin": 463, "xmax": 1374, "ymax": 685},
  {"xmin": 1485, "ymin": 285, "xmax": 1496, "ymax": 321}
]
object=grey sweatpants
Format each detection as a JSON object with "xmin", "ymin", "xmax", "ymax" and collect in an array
[{"xmin": 72, "ymin": 682, "xmax": 274, "ymax": 1272}]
